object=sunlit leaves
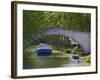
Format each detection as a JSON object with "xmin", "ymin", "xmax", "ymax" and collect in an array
[{"xmin": 23, "ymin": 10, "xmax": 91, "ymax": 47}]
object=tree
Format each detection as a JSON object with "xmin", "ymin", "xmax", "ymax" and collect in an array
[{"xmin": 23, "ymin": 10, "xmax": 91, "ymax": 47}]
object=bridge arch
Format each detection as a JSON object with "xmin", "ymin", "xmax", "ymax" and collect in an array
[{"xmin": 35, "ymin": 28, "xmax": 90, "ymax": 54}]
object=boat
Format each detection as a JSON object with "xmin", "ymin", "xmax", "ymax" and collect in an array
[
  {"xmin": 72, "ymin": 54, "xmax": 79, "ymax": 59},
  {"xmin": 36, "ymin": 43, "xmax": 52, "ymax": 56}
]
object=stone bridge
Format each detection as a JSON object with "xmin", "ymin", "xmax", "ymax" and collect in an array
[{"xmin": 36, "ymin": 28, "xmax": 90, "ymax": 54}]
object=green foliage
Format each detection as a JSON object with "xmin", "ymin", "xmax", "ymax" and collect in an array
[
  {"xmin": 84, "ymin": 55, "xmax": 91, "ymax": 63},
  {"xmin": 23, "ymin": 10, "xmax": 90, "ymax": 34},
  {"xmin": 23, "ymin": 10, "xmax": 90, "ymax": 33},
  {"xmin": 65, "ymin": 49, "xmax": 72, "ymax": 54},
  {"xmin": 23, "ymin": 10, "xmax": 91, "ymax": 47},
  {"xmin": 38, "ymin": 35, "xmax": 71, "ymax": 49}
]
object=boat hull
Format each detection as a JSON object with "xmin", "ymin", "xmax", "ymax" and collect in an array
[{"xmin": 37, "ymin": 49, "xmax": 52, "ymax": 56}]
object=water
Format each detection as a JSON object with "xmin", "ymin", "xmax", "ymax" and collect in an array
[
  {"xmin": 23, "ymin": 55, "xmax": 90, "ymax": 69},
  {"xmin": 23, "ymin": 56, "xmax": 69, "ymax": 69}
]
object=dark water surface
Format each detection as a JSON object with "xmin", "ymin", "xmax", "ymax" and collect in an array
[
  {"xmin": 23, "ymin": 48, "xmax": 90, "ymax": 69},
  {"xmin": 23, "ymin": 56, "xmax": 70, "ymax": 69}
]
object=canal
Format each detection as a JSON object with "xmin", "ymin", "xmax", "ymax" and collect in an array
[{"xmin": 23, "ymin": 52, "xmax": 90, "ymax": 69}]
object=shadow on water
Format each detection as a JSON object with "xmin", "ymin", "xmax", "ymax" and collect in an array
[
  {"xmin": 23, "ymin": 49, "xmax": 90, "ymax": 69},
  {"xmin": 23, "ymin": 55, "xmax": 69, "ymax": 69}
]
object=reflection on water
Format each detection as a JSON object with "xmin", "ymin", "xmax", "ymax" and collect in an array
[
  {"xmin": 23, "ymin": 54, "xmax": 90, "ymax": 69},
  {"xmin": 23, "ymin": 56, "xmax": 69, "ymax": 69}
]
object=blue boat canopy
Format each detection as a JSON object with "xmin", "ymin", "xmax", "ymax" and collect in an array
[{"xmin": 36, "ymin": 43, "xmax": 52, "ymax": 56}]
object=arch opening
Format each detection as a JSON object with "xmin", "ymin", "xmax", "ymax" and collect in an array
[
  {"xmin": 32, "ymin": 28, "xmax": 90, "ymax": 55},
  {"xmin": 31, "ymin": 34, "xmax": 84, "ymax": 57}
]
